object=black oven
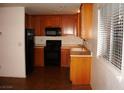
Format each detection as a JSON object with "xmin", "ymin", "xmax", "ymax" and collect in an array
[{"xmin": 45, "ymin": 27, "xmax": 61, "ymax": 36}]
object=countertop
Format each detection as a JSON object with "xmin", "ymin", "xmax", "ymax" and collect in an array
[
  {"xmin": 35, "ymin": 44, "xmax": 45, "ymax": 47},
  {"xmin": 35, "ymin": 44, "xmax": 92, "ymax": 57},
  {"xmin": 35, "ymin": 44, "xmax": 82, "ymax": 48}
]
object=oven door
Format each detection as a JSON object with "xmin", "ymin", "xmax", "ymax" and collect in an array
[{"xmin": 44, "ymin": 46, "xmax": 61, "ymax": 66}]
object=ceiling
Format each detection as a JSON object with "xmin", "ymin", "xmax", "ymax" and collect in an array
[{"xmin": 0, "ymin": 3, "xmax": 81, "ymax": 15}]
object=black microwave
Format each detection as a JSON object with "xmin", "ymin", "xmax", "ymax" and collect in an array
[{"xmin": 45, "ymin": 27, "xmax": 61, "ymax": 36}]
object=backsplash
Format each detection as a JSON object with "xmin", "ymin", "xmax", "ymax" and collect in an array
[{"xmin": 35, "ymin": 36, "xmax": 83, "ymax": 46}]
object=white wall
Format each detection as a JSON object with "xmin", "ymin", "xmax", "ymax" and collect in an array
[
  {"xmin": 0, "ymin": 7, "xmax": 26, "ymax": 78},
  {"xmin": 91, "ymin": 4, "xmax": 124, "ymax": 89},
  {"xmin": 35, "ymin": 35, "xmax": 83, "ymax": 46}
]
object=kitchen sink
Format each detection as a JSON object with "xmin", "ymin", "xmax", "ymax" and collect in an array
[
  {"xmin": 71, "ymin": 47, "xmax": 88, "ymax": 52},
  {"xmin": 71, "ymin": 48, "xmax": 83, "ymax": 52}
]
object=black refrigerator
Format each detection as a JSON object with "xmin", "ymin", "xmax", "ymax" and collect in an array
[{"xmin": 25, "ymin": 29, "xmax": 34, "ymax": 75}]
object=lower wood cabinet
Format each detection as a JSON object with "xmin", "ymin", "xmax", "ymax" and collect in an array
[
  {"xmin": 70, "ymin": 56, "xmax": 92, "ymax": 85},
  {"xmin": 34, "ymin": 47, "xmax": 44, "ymax": 67},
  {"xmin": 61, "ymin": 48, "xmax": 70, "ymax": 67}
]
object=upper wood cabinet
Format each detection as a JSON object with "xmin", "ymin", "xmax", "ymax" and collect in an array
[
  {"xmin": 61, "ymin": 15, "xmax": 77, "ymax": 36},
  {"xmin": 25, "ymin": 14, "xmax": 78, "ymax": 36},
  {"xmin": 80, "ymin": 4, "xmax": 93, "ymax": 39},
  {"xmin": 25, "ymin": 14, "xmax": 29, "ymax": 28},
  {"xmin": 25, "ymin": 15, "xmax": 42, "ymax": 36},
  {"xmin": 32, "ymin": 16, "xmax": 42, "ymax": 36},
  {"xmin": 44, "ymin": 15, "xmax": 61, "ymax": 27}
]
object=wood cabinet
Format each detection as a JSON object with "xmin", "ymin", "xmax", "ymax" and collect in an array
[
  {"xmin": 80, "ymin": 4, "xmax": 93, "ymax": 39},
  {"xmin": 25, "ymin": 14, "xmax": 29, "ymax": 28},
  {"xmin": 44, "ymin": 15, "xmax": 61, "ymax": 27},
  {"xmin": 61, "ymin": 15, "xmax": 77, "ymax": 35},
  {"xmin": 61, "ymin": 48, "xmax": 70, "ymax": 67},
  {"xmin": 70, "ymin": 56, "xmax": 92, "ymax": 85},
  {"xmin": 25, "ymin": 14, "xmax": 33, "ymax": 29},
  {"xmin": 77, "ymin": 13, "xmax": 81, "ymax": 37},
  {"xmin": 32, "ymin": 16, "xmax": 42, "ymax": 36},
  {"xmin": 34, "ymin": 47, "xmax": 70, "ymax": 67},
  {"xmin": 34, "ymin": 47, "xmax": 44, "ymax": 67},
  {"xmin": 25, "ymin": 14, "xmax": 78, "ymax": 36},
  {"xmin": 29, "ymin": 16, "xmax": 45, "ymax": 36}
]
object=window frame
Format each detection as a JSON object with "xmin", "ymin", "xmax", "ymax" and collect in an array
[{"xmin": 97, "ymin": 4, "xmax": 124, "ymax": 70}]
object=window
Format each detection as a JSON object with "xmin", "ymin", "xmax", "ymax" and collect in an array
[{"xmin": 97, "ymin": 4, "xmax": 124, "ymax": 70}]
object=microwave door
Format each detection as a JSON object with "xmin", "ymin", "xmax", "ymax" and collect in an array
[
  {"xmin": 45, "ymin": 27, "xmax": 61, "ymax": 36},
  {"xmin": 46, "ymin": 31, "xmax": 56, "ymax": 36}
]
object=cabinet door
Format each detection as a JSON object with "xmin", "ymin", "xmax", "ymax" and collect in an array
[
  {"xmin": 34, "ymin": 47, "xmax": 44, "ymax": 67},
  {"xmin": 61, "ymin": 49, "xmax": 70, "ymax": 67},
  {"xmin": 70, "ymin": 57, "xmax": 92, "ymax": 85},
  {"xmin": 44, "ymin": 15, "xmax": 61, "ymax": 27},
  {"xmin": 32, "ymin": 16, "xmax": 42, "ymax": 36},
  {"xmin": 25, "ymin": 14, "xmax": 29, "ymax": 28},
  {"xmin": 81, "ymin": 4, "xmax": 93, "ymax": 39},
  {"xmin": 61, "ymin": 15, "xmax": 77, "ymax": 36},
  {"xmin": 25, "ymin": 14, "xmax": 32, "ymax": 29}
]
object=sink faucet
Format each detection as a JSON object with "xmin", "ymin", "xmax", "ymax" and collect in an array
[{"xmin": 82, "ymin": 39, "xmax": 86, "ymax": 45}]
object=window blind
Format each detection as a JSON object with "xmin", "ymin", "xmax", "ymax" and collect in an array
[
  {"xmin": 110, "ymin": 4, "xmax": 124, "ymax": 70},
  {"xmin": 98, "ymin": 4, "xmax": 112, "ymax": 60},
  {"xmin": 98, "ymin": 4, "xmax": 124, "ymax": 70}
]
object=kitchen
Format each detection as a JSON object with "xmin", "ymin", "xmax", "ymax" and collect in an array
[
  {"xmin": 0, "ymin": 3, "xmax": 92, "ymax": 89},
  {"xmin": 0, "ymin": 3, "xmax": 124, "ymax": 90},
  {"xmin": 25, "ymin": 3, "xmax": 92, "ymax": 87}
]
